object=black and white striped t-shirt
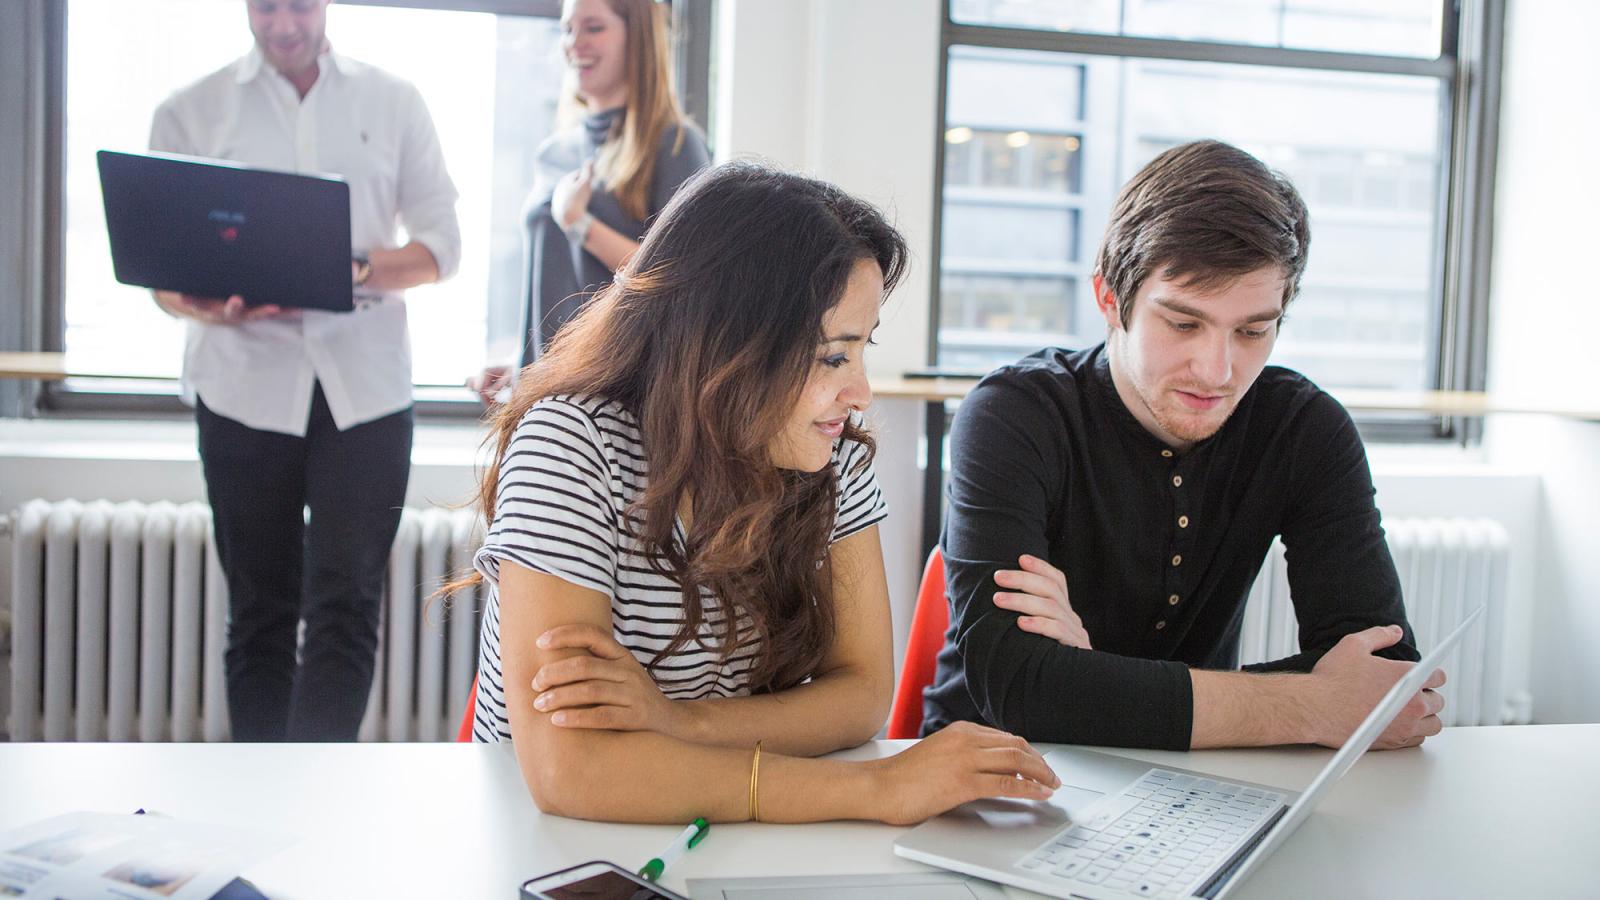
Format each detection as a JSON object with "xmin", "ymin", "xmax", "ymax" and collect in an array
[{"xmin": 471, "ymin": 394, "xmax": 888, "ymax": 743}]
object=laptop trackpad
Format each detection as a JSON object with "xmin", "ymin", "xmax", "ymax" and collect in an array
[
  {"xmin": 1044, "ymin": 783, "xmax": 1106, "ymax": 821},
  {"xmin": 951, "ymin": 795, "xmax": 1072, "ymax": 831},
  {"xmin": 959, "ymin": 783, "xmax": 1106, "ymax": 831}
]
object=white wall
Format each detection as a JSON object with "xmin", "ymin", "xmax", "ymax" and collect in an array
[
  {"xmin": 1481, "ymin": 0, "xmax": 1600, "ymax": 724},
  {"xmin": 715, "ymin": 0, "xmax": 937, "ymax": 384}
]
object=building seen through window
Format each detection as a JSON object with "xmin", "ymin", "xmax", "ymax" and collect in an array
[
  {"xmin": 950, "ymin": 0, "xmax": 1443, "ymax": 58},
  {"xmin": 939, "ymin": 0, "xmax": 1447, "ymax": 393}
]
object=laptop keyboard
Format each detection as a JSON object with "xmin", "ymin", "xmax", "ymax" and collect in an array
[{"xmin": 1018, "ymin": 768, "xmax": 1286, "ymax": 899}]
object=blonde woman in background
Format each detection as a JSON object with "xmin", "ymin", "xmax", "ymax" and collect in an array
[{"xmin": 470, "ymin": 0, "xmax": 710, "ymax": 403}]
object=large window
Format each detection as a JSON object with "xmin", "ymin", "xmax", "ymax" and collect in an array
[
  {"xmin": 934, "ymin": 0, "xmax": 1500, "ymax": 428},
  {"xmin": 59, "ymin": 0, "xmax": 564, "ymax": 392}
]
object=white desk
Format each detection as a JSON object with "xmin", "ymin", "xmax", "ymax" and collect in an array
[{"xmin": 3, "ymin": 725, "xmax": 1595, "ymax": 899}]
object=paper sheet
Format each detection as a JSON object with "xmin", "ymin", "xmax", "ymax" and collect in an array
[{"xmin": 0, "ymin": 812, "xmax": 290, "ymax": 900}]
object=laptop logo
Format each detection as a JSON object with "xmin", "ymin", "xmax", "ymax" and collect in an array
[{"xmin": 208, "ymin": 209, "xmax": 245, "ymax": 243}]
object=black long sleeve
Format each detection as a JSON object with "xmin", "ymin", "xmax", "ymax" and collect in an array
[{"xmin": 921, "ymin": 346, "xmax": 1416, "ymax": 750}]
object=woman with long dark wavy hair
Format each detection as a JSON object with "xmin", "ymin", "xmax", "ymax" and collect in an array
[{"xmin": 459, "ymin": 162, "xmax": 1059, "ymax": 824}]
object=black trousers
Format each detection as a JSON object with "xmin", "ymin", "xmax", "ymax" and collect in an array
[{"xmin": 197, "ymin": 384, "xmax": 413, "ymax": 741}]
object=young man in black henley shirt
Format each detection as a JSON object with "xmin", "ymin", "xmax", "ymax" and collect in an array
[{"xmin": 923, "ymin": 140, "xmax": 1448, "ymax": 752}]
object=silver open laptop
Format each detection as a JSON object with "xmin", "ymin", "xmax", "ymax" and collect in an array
[{"xmin": 896, "ymin": 606, "xmax": 1485, "ymax": 900}]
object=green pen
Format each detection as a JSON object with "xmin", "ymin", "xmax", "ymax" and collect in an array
[{"xmin": 638, "ymin": 817, "xmax": 710, "ymax": 882}]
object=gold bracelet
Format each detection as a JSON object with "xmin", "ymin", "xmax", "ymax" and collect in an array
[{"xmin": 748, "ymin": 740, "xmax": 763, "ymax": 822}]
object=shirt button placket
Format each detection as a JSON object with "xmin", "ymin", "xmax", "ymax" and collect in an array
[
  {"xmin": 296, "ymin": 96, "xmax": 318, "ymax": 171},
  {"xmin": 1170, "ymin": 460, "xmax": 1190, "ymax": 540},
  {"xmin": 1162, "ymin": 454, "xmax": 1185, "ymax": 634}
]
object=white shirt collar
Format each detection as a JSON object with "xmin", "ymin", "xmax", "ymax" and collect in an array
[{"xmin": 234, "ymin": 44, "xmax": 354, "ymax": 86}]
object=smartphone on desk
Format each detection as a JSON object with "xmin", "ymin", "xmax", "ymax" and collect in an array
[{"xmin": 521, "ymin": 860, "xmax": 690, "ymax": 900}]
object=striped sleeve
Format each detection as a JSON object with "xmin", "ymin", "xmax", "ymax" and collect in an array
[
  {"xmin": 473, "ymin": 398, "xmax": 620, "ymax": 597},
  {"xmin": 831, "ymin": 436, "xmax": 888, "ymax": 543}
]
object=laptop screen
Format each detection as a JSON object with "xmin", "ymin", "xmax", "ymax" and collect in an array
[{"xmin": 1208, "ymin": 605, "xmax": 1487, "ymax": 898}]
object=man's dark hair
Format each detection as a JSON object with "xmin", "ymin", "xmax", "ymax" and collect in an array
[{"xmin": 1094, "ymin": 139, "xmax": 1310, "ymax": 326}]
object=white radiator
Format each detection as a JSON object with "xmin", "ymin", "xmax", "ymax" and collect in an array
[
  {"xmin": 1239, "ymin": 517, "xmax": 1512, "ymax": 726},
  {"xmin": 5, "ymin": 500, "xmax": 483, "ymax": 743}
]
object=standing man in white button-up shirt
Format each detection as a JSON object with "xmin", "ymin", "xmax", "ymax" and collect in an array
[{"xmin": 147, "ymin": 0, "xmax": 461, "ymax": 741}]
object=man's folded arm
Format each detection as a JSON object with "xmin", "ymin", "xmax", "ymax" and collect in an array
[{"xmin": 946, "ymin": 556, "xmax": 1194, "ymax": 750}]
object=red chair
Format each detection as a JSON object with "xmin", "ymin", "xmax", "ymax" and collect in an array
[
  {"xmin": 887, "ymin": 548, "xmax": 948, "ymax": 739},
  {"xmin": 456, "ymin": 672, "xmax": 479, "ymax": 742}
]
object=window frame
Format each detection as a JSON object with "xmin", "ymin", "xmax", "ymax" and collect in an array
[
  {"xmin": 927, "ymin": 0, "xmax": 1505, "ymax": 443},
  {"xmin": 5, "ymin": 0, "xmax": 713, "ymax": 422}
]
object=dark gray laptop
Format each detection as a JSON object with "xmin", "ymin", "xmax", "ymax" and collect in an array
[{"xmin": 97, "ymin": 150, "xmax": 354, "ymax": 312}]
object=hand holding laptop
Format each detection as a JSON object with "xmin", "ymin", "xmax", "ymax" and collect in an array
[
  {"xmin": 1309, "ymin": 624, "xmax": 1447, "ymax": 750},
  {"xmin": 99, "ymin": 151, "xmax": 355, "ymax": 314},
  {"xmin": 154, "ymin": 290, "xmax": 298, "ymax": 325}
]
